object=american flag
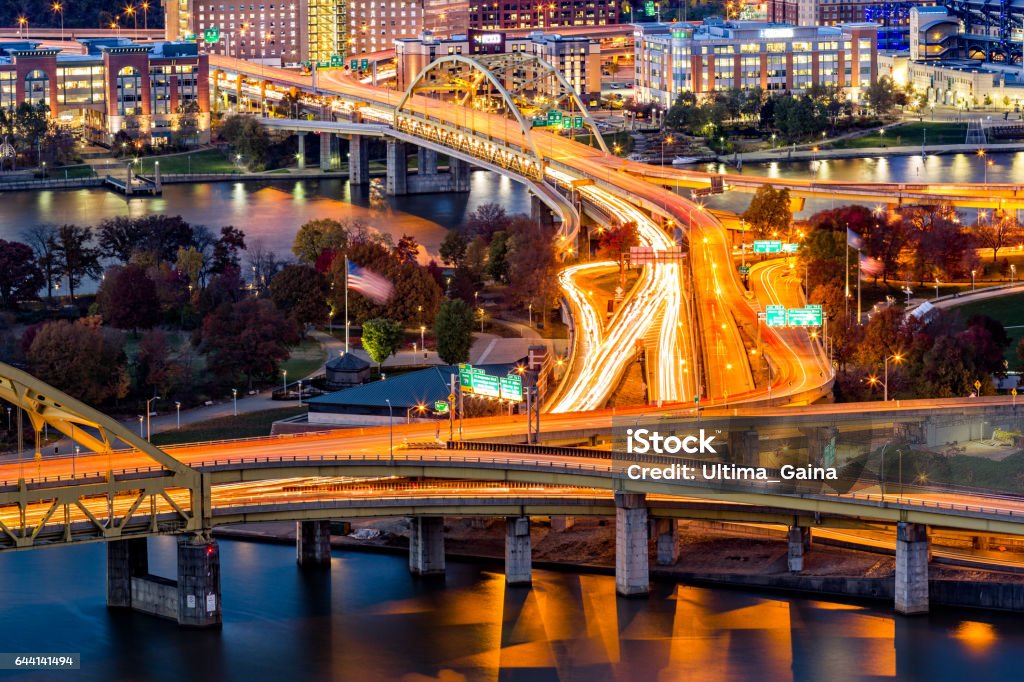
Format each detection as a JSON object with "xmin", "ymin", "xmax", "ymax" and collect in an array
[
  {"xmin": 347, "ymin": 261, "xmax": 393, "ymax": 303},
  {"xmin": 859, "ymin": 254, "xmax": 883, "ymax": 276}
]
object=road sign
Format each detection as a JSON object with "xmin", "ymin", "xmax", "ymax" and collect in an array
[
  {"xmin": 360, "ymin": 59, "xmax": 369, "ymax": 69},
  {"xmin": 547, "ymin": 110, "xmax": 562, "ymax": 124},
  {"xmin": 561, "ymin": 118, "xmax": 573, "ymax": 129},
  {"xmin": 573, "ymin": 116, "xmax": 584, "ymax": 129},
  {"xmin": 645, "ymin": 0, "xmax": 656, "ymax": 16},
  {"xmin": 203, "ymin": 27, "xmax": 220, "ymax": 44},
  {"xmin": 694, "ymin": 395, "xmax": 700, "ymax": 406},
  {"xmin": 350, "ymin": 59, "xmax": 358, "ymax": 69},
  {"xmin": 531, "ymin": 117, "xmax": 548, "ymax": 128},
  {"xmin": 781, "ymin": 242, "xmax": 799, "ymax": 253},
  {"xmin": 500, "ymin": 374, "xmax": 523, "ymax": 401},
  {"xmin": 738, "ymin": 265, "xmax": 750, "ymax": 275},
  {"xmin": 752, "ymin": 240, "xmax": 782, "ymax": 254},
  {"xmin": 786, "ymin": 306, "xmax": 823, "ymax": 327},
  {"xmin": 458, "ymin": 364, "xmax": 524, "ymax": 402},
  {"xmin": 765, "ymin": 305, "xmax": 786, "ymax": 327},
  {"xmin": 434, "ymin": 401, "xmax": 450, "ymax": 413},
  {"xmin": 974, "ymin": 380, "xmax": 982, "ymax": 391}
]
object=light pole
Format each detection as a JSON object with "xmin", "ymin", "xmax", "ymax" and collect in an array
[
  {"xmin": 52, "ymin": 3, "xmax": 64, "ymax": 41},
  {"xmin": 175, "ymin": 401, "xmax": 181, "ymax": 430},
  {"xmin": 406, "ymin": 403, "xmax": 426, "ymax": 423},
  {"xmin": 934, "ymin": 277, "xmax": 940, "ymax": 299},
  {"xmin": 232, "ymin": 388, "xmax": 238, "ymax": 416},
  {"xmin": 971, "ymin": 269, "xmax": 976, "ymax": 291},
  {"xmin": 17, "ymin": 16, "xmax": 27, "ymax": 38},
  {"xmin": 297, "ymin": 380, "xmax": 303, "ymax": 406},
  {"xmin": 137, "ymin": 415, "xmax": 144, "ymax": 438},
  {"xmin": 478, "ymin": 307, "xmax": 485, "ymax": 333},
  {"xmin": 420, "ymin": 325, "xmax": 426, "ymax": 353},
  {"xmin": 145, "ymin": 395, "xmax": 160, "ymax": 441},
  {"xmin": 282, "ymin": 369, "xmax": 288, "ymax": 397},
  {"xmin": 528, "ymin": 302, "xmax": 533, "ymax": 327},
  {"xmin": 883, "ymin": 354, "xmax": 902, "ymax": 401},
  {"xmin": 141, "ymin": 1, "xmax": 150, "ymax": 30},
  {"xmin": 73, "ymin": 445, "xmax": 79, "ymax": 478},
  {"xmin": 385, "ymin": 399, "xmax": 394, "ymax": 463},
  {"xmin": 5, "ymin": 407, "xmax": 9, "ymax": 431}
]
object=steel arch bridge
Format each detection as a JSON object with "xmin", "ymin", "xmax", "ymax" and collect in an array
[{"xmin": 394, "ymin": 53, "xmax": 608, "ymax": 182}]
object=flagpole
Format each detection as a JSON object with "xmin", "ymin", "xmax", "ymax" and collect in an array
[
  {"xmin": 344, "ymin": 256, "xmax": 350, "ymax": 355},
  {"xmin": 844, "ymin": 244, "xmax": 849, "ymax": 321},
  {"xmin": 856, "ymin": 248, "xmax": 862, "ymax": 325}
]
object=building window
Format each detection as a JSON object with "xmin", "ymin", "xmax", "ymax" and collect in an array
[
  {"xmin": 25, "ymin": 69, "xmax": 50, "ymax": 111},
  {"xmin": 117, "ymin": 65, "xmax": 143, "ymax": 116}
]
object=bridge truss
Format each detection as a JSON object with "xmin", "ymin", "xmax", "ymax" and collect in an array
[
  {"xmin": 0, "ymin": 362, "xmax": 205, "ymax": 551},
  {"xmin": 394, "ymin": 53, "xmax": 608, "ymax": 182}
]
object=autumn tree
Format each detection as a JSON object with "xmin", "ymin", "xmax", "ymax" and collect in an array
[
  {"xmin": 393, "ymin": 234, "xmax": 420, "ymax": 265},
  {"xmin": 487, "ymin": 231, "xmax": 511, "ymax": 284},
  {"xmin": 96, "ymin": 215, "xmax": 194, "ymax": 264},
  {"xmin": 211, "ymin": 225, "xmax": 247, "ymax": 274},
  {"xmin": 96, "ymin": 264, "xmax": 161, "ymax": 333},
  {"xmin": 27, "ymin": 319, "xmax": 129, "ymax": 404},
  {"xmin": 291, "ymin": 218, "xmax": 373, "ymax": 263},
  {"xmin": 974, "ymin": 211, "xmax": 1021, "ymax": 264},
  {"xmin": 742, "ymin": 185, "xmax": 792, "ymax": 239},
  {"xmin": 506, "ymin": 216, "xmax": 558, "ymax": 325},
  {"xmin": 465, "ymin": 203, "xmax": 511, "ymax": 239},
  {"xmin": 435, "ymin": 299, "xmax": 474, "ymax": 365},
  {"xmin": 269, "ymin": 264, "xmax": 330, "ymax": 329},
  {"xmin": 361, "ymin": 318, "xmax": 403, "ymax": 372},
  {"xmin": 597, "ymin": 221, "xmax": 639, "ymax": 260},
  {"xmin": 51, "ymin": 224, "xmax": 102, "ymax": 300},
  {"xmin": 135, "ymin": 329, "xmax": 187, "ymax": 397},
  {"xmin": 0, "ymin": 240, "xmax": 44, "ymax": 309},
  {"xmin": 439, "ymin": 230, "xmax": 468, "ymax": 267},
  {"xmin": 195, "ymin": 299, "xmax": 300, "ymax": 387}
]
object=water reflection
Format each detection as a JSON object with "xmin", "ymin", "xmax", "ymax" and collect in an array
[{"xmin": 0, "ymin": 537, "xmax": 1022, "ymax": 681}]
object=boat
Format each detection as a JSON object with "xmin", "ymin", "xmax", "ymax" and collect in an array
[{"xmin": 672, "ymin": 156, "xmax": 702, "ymax": 165}]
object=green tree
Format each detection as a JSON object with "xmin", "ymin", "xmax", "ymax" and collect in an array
[
  {"xmin": 269, "ymin": 264, "xmax": 329, "ymax": 329},
  {"xmin": 506, "ymin": 217, "xmax": 558, "ymax": 324},
  {"xmin": 487, "ymin": 231, "xmax": 511, "ymax": 283},
  {"xmin": 361, "ymin": 318, "xmax": 403, "ymax": 372},
  {"xmin": 218, "ymin": 115, "xmax": 271, "ymax": 168},
  {"xmin": 176, "ymin": 246, "xmax": 204, "ymax": 291},
  {"xmin": 26, "ymin": 319, "xmax": 129, "ymax": 404},
  {"xmin": 439, "ymin": 230, "xmax": 468, "ymax": 267},
  {"xmin": 51, "ymin": 224, "xmax": 102, "ymax": 300},
  {"xmin": 742, "ymin": 185, "xmax": 792, "ymax": 239},
  {"xmin": 0, "ymin": 240, "xmax": 44, "ymax": 309},
  {"xmin": 435, "ymin": 299, "xmax": 474, "ymax": 365},
  {"xmin": 291, "ymin": 218, "xmax": 371, "ymax": 263}
]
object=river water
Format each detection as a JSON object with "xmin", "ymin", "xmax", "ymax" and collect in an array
[{"xmin": 0, "ymin": 536, "xmax": 1021, "ymax": 681}]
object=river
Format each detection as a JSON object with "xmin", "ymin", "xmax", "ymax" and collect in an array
[{"xmin": 0, "ymin": 537, "xmax": 1021, "ymax": 681}]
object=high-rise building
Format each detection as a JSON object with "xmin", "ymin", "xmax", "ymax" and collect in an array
[
  {"xmin": 423, "ymin": 0, "xmax": 469, "ymax": 39},
  {"xmin": 767, "ymin": 0, "xmax": 934, "ymax": 29},
  {"xmin": 348, "ymin": 0, "xmax": 424, "ymax": 55},
  {"xmin": 165, "ymin": 0, "xmax": 308, "ymax": 65},
  {"xmin": 308, "ymin": 0, "xmax": 348, "ymax": 63},
  {"xmin": 467, "ymin": 0, "xmax": 619, "ymax": 31}
]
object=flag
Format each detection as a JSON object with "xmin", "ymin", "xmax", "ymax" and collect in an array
[
  {"xmin": 347, "ymin": 261, "xmax": 393, "ymax": 303},
  {"xmin": 846, "ymin": 228, "xmax": 864, "ymax": 250},
  {"xmin": 859, "ymin": 254, "xmax": 883, "ymax": 276}
]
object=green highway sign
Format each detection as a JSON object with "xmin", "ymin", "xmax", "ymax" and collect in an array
[
  {"xmin": 752, "ymin": 240, "xmax": 782, "ymax": 254},
  {"xmin": 765, "ymin": 304, "xmax": 786, "ymax": 327},
  {"xmin": 547, "ymin": 110, "xmax": 562, "ymax": 124},
  {"xmin": 532, "ymin": 117, "xmax": 549, "ymax": 128},
  {"xmin": 457, "ymin": 364, "xmax": 524, "ymax": 402},
  {"xmin": 738, "ymin": 264, "xmax": 750, "ymax": 275},
  {"xmin": 203, "ymin": 27, "xmax": 220, "ymax": 44},
  {"xmin": 500, "ymin": 374, "xmax": 523, "ymax": 401},
  {"xmin": 645, "ymin": 1, "xmax": 657, "ymax": 16},
  {"xmin": 574, "ymin": 116, "xmax": 584, "ymax": 129},
  {"xmin": 434, "ymin": 401, "xmax": 450, "ymax": 413},
  {"xmin": 781, "ymin": 242, "xmax": 799, "ymax": 253},
  {"xmin": 350, "ymin": 59, "xmax": 358, "ymax": 69},
  {"xmin": 472, "ymin": 373, "xmax": 501, "ymax": 398},
  {"xmin": 561, "ymin": 118, "xmax": 573, "ymax": 129},
  {"xmin": 786, "ymin": 306, "xmax": 823, "ymax": 327},
  {"xmin": 360, "ymin": 58, "xmax": 369, "ymax": 69}
]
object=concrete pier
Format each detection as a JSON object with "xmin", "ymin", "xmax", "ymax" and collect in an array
[
  {"xmin": 787, "ymin": 526, "xmax": 811, "ymax": 573},
  {"xmin": 505, "ymin": 516, "xmax": 532, "ymax": 586},
  {"xmin": 417, "ymin": 147, "xmax": 438, "ymax": 175},
  {"xmin": 655, "ymin": 519, "xmax": 680, "ymax": 566},
  {"xmin": 348, "ymin": 135, "xmax": 369, "ymax": 185},
  {"xmin": 451, "ymin": 157, "xmax": 471, "ymax": 191},
  {"xmin": 296, "ymin": 133, "xmax": 306, "ymax": 170},
  {"xmin": 177, "ymin": 535, "xmax": 222, "ymax": 628},
  {"xmin": 615, "ymin": 492, "xmax": 649, "ymax": 596},
  {"xmin": 895, "ymin": 522, "xmax": 929, "ymax": 615},
  {"xmin": 296, "ymin": 520, "xmax": 332, "ymax": 567},
  {"xmin": 385, "ymin": 139, "xmax": 408, "ymax": 195},
  {"xmin": 320, "ymin": 132, "xmax": 340, "ymax": 170},
  {"xmin": 409, "ymin": 516, "xmax": 446, "ymax": 576},
  {"xmin": 106, "ymin": 538, "xmax": 149, "ymax": 608},
  {"xmin": 550, "ymin": 516, "xmax": 575, "ymax": 531}
]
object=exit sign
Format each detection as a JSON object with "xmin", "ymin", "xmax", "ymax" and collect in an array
[
  {"xmin": 203, "ymin": 27, "xmax": 220, "ymax": 44},
  {"xmin": 753, "ymin": 240, "xmax": 782, "ymax": 254},
  {"xmin": 765, "ymin": 305, "xmax": 786, "ymax": 327}
]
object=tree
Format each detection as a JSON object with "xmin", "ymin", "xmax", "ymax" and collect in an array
[
  {"xmin": 597, "ymin": 221, "xmax": 640, "ymax": 260},
  {"xmin": 291, "ymin": 218, "xmax": 371, "ymax": 263},
  {"xmin": 218, "ymin": 115, "xmax": 271, "ymax": 168},
  {"xmin": 506, "ymin": 217, "xmax": 558, "ymax": 321},
  {"xmin": 269, "ymin": 265, "xmax": 329, "ymax": 329},
  {"xmin": 393, "ymin": 234, "xmax": 420, "ymax": 265},
  {"xmin": 211, "ymin": 225, "xmax": 246, "ymax": 274},
  {"xmin": 439, "ymin": 230, "xmax": 468, "ymax": 267},
  {"xmin": 742, "ymin": 185, "xmax": 792, "ymax": 239},
  {"xmin": 974, "ymin": 211, "xmax": 1021, "ymax": 263},
  {"xmin": 465, "ymin": 203, "xmax": 511, "ymax": 239},
  {"xmin": 176, "ymin": 246, "xmax": 203, "ymax": 291},
  {"xmin": 0, "ymin": 240, "xmax": 43, "ymax": 309},
  {"xmin": 360, "ymin": 318, "xmax": 403, "ymax": 371},
  {"xmin": 26, "ymin": 319, "xmax": 128, "ymax": 404},
  {"xmin": 96, "ymin": 265, "xmax": 161, "ymax": 333},
  {"xmin": 97, "ymin": 215, "xmax": 194, "ymax": 264},
  {"xmin": 21, "ymin": 224, "xmax": 59, "ymax": 300},
  {"xmin": 51, "ymin": 224, "xmax": 102, "ymax": 300},
  {"xmin": 487, "ymin": 231, "xmax": 511, "ymax": 284},
  {"xmin": 172, "ymin": 101, "xmax": 201, "ymax": 148},
  {"xmin": 435, "ymin": 299, "xmax": 474, "ymax": 365},
  {"xmin": 195, "ymin": 299, "xmax": 300, "ymax": 386},
  {"xmin": 464, "ymin": 236, "xmax": 489, "ymax": 281},
  {"xmin": 136, "ymin": 329, "xmax": 187, "ymax": 397},
  {"xmin": 864, "ymin": 76, "xmax": 901, "ymax": 117}
]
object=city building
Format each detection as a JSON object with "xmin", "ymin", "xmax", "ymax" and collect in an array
[
  {"xmin": 308, "ymin": 0, "xmax": 348, "ymax": 64},
  {"xmin": 633, "ymin": 20, "xmax": 878, "ymax": 106},
  {"xmin": 423, "ymin": 0, "xmax": 469, "ymax": 39},
  {"xmin": 767, "ymin": 0, "xmax": 933, "ymax": 49},
  {"xmin": 0, "ymin": 38, "xmax": 210, "ymax": 145},
  {"xmin": 396, "ymin": 29, "xmax": 602, "ymax": 98},
  {"xmin": 348, "ymin": 0, "xmax": 424, "ymax": 56},
  {"xmin": 467, "ymin": 0, "xmax": 619, "ymax": 31},
  {"xmin": 165, "ymin": 0, "xmax": 308, "ymax": 65}
]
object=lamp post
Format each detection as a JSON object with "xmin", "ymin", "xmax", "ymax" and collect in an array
[
  {"xmin": 297, "ymin": 380, "xmax": 303, "ymax": 406},
  {"xmin": 52, "ymin": 3, "xmax": 64, "ymax": 41},
  {"xmin": 145, "ymin": 395, "xmax": 160, "ymax": 441},
  {"xmin": 232, "ymin": 388, "xmax": 238, "ymax": 416},
  {"xmin": 420, "ymin": 325, "xmax": 426, "ymax": 353},
  {"xmin": 883, "ymin": 353, "xmax": 902, "ymax": 401},
  {"xmin": 478, "ymin": 307, "xmax": 485, "ymax": 333},
  {"xmin": 385, "ymin": 399, "xmax": 393, "ymax": 462},
  {"xmin": 141, "ymin": 1, "xmax": 150, "ymax": 30},
  {"xmin": 528, "ymin": 302, "xmax": 533, "ymax": 327},
  {"xmin": 406, "ymin": 403, "xmax": 427, "ymax": 423},
  {"xmin": 282, "ymin": 369, "xmax": 288, "ymax": 397},
  {"xmin": 4, "ymin": 407, "xmax": 9, "ymax": 431},
  {"xmin": 971, "ymin": 269, "xmax": 976, "ymax": 291},
  {"xmin": 137, "ymin": 415, "xmax": 144, "ymax": 438},
  {"xmin": 17, "ymin": 16, "xmax": 27, "ymax": 39},
  {"xmin": 175, "ymin": 401, "xmax": 181, "ymax": 430}
]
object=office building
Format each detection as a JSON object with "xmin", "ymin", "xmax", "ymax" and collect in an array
[
  {"xmin": 165, "ymin": 0, "xmax": 308, "ymax": 65},
  {"xmin": 634, "ymin": 20, "xmax": 878, "ymax": 106},
  {"xmin": 348, "ymin": 0, "xmax": 424, "ymax": 55},
  {"xmin": 0, "ymin": 38, "xmax": 210, "ymax": 145},
  {"xmin": 467, "ymin": 0, "xmax": 619, "ymax": 31}
]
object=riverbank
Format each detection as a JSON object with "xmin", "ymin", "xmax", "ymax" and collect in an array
[
  {"xmin": 213, "ymin": 517, "xmax": 1024, "ymax": 613},
  {"xmin": 722, "ymin": 141, "xmax": 1024, "ymax": 164}
]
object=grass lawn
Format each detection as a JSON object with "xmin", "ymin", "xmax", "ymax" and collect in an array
[
  {"xmin": 52, "ymin": 164, "xmax": 95, "ymax": 179},
  {"xmin": 831, "ymin": 122, "xmax": 967, "ymax": 149},
  {"xmin": 943, "ymin": 290, "xmax": 1024, "ymax": 370},
  {"xmin": 135, "ymin": 148, "xmax": 241, "ymax": 175},
  {"xmin": 152, "ymin": 406, "xmax": 306, "ymax": 446},
  {"xmin": 280, "ymin": 337, "xmax": 327, "ymax": 380}
]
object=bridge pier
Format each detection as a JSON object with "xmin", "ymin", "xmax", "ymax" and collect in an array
[
  {"xmin": 348, "ymin": 135, "xmax": 370, "ymax": 185},
  {"xmin": 417, "ymin": 147, "xmax": 438, "ymax": 175},
  {"xmin": 615, "ymin": 492, "xmax": 649, "ymax": 596},
  {"xmin": 655, "ymin": 519, "xmax": 679, "ymax": 566},
  {"xmin": 386, "ymin": 140, "xmax": 408, "ymax": 195},
  {"xmin": 409, "ymin": 516, "xmax": 446, "ymax": 576},
  {"xmin": 787, "ymin": 526, "xmax": 811, "ymax": 573},
  {"xmin": 505, "ymin": 516, "xmax": 532, "ymax": 586},
  {"xmin": 320, "ymin": 132, "xmax": 341, "ymax": 171},
  {"xmin": 107, "ymin": 538, "xmax": 149, "ymax": 608},
  {"xmin": 531, "ymin": 195, "xmax": 554, "ymax": 226},
  {"xmin": 296, "ymin": 520, "xmax": 332, "ymax": 567},
  {"xmin": 451, "ymin": 157, "xmax": 471, "ymax": 192},
  {"xmin": 296, "ymin": 133, "xmax": 306, "ymax": 170},
  {"xmin": 895, "ymin": 522, "xmax": 929, "ymax": 615},
  {"xmin": 177, "ymin": 535, "xmax": 222, "ymax": 628}
]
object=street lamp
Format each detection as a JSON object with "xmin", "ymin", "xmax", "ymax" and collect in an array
[
  {"xmin": 528, "ymin": 302, "xmax": 533, "ymax": 327},
  {"xmin": 4, "ymin": 407, "xmax": 9, "ymax": 431},
  {"xmin": 17, "ymin": 16, "xmax": 27, "ymax": 39},
  {"xmin": 145, "ymin": 395, "xmax": 160, "ymax": 441},
  {"xmin": 420, "ymin": 325, "xmax": 426, "ymax": 353},
  {"xmin": 232, "ymin": 388, "xmax": 238, "ymax": 416},
  {"xmin": 478, "ymin": 307, "xmax": 485, "ymax": 333},
  {"xmin": 52, "ymin": 3, "xmax": 64, "ymax": 41},
  {"xmin": 971, "ymin": 269, "xmax": 976, "ymax": 291},
  {"xmin": 385, "ymin": 399, "xmax": 394, "ymax": 462},
  {"xmin": 297, "ymin": 380, "xmax": 303, "ymax": 406},
  {"xmin": 137, "ymin": 415, "xmax": 144, "ymax": 438},
  {"xmin": 282, "ymin": 369, "xmax": 288, "ymax": 397},
  {"xmin": 883, "ymin": 354, "xmax": 902, "ymax": 401},
  {"xmin": 175, "ymin": 401, "xmax": 181, "ymax": 430},
  {"xmin": 406, "ymin": 402, "xmax": 427, "ymax": 423}
]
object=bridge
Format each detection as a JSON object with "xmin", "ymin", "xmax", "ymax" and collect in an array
[{"xmin": 2, "ymin": 361, "xmax": 1024, "ymax": 625}]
